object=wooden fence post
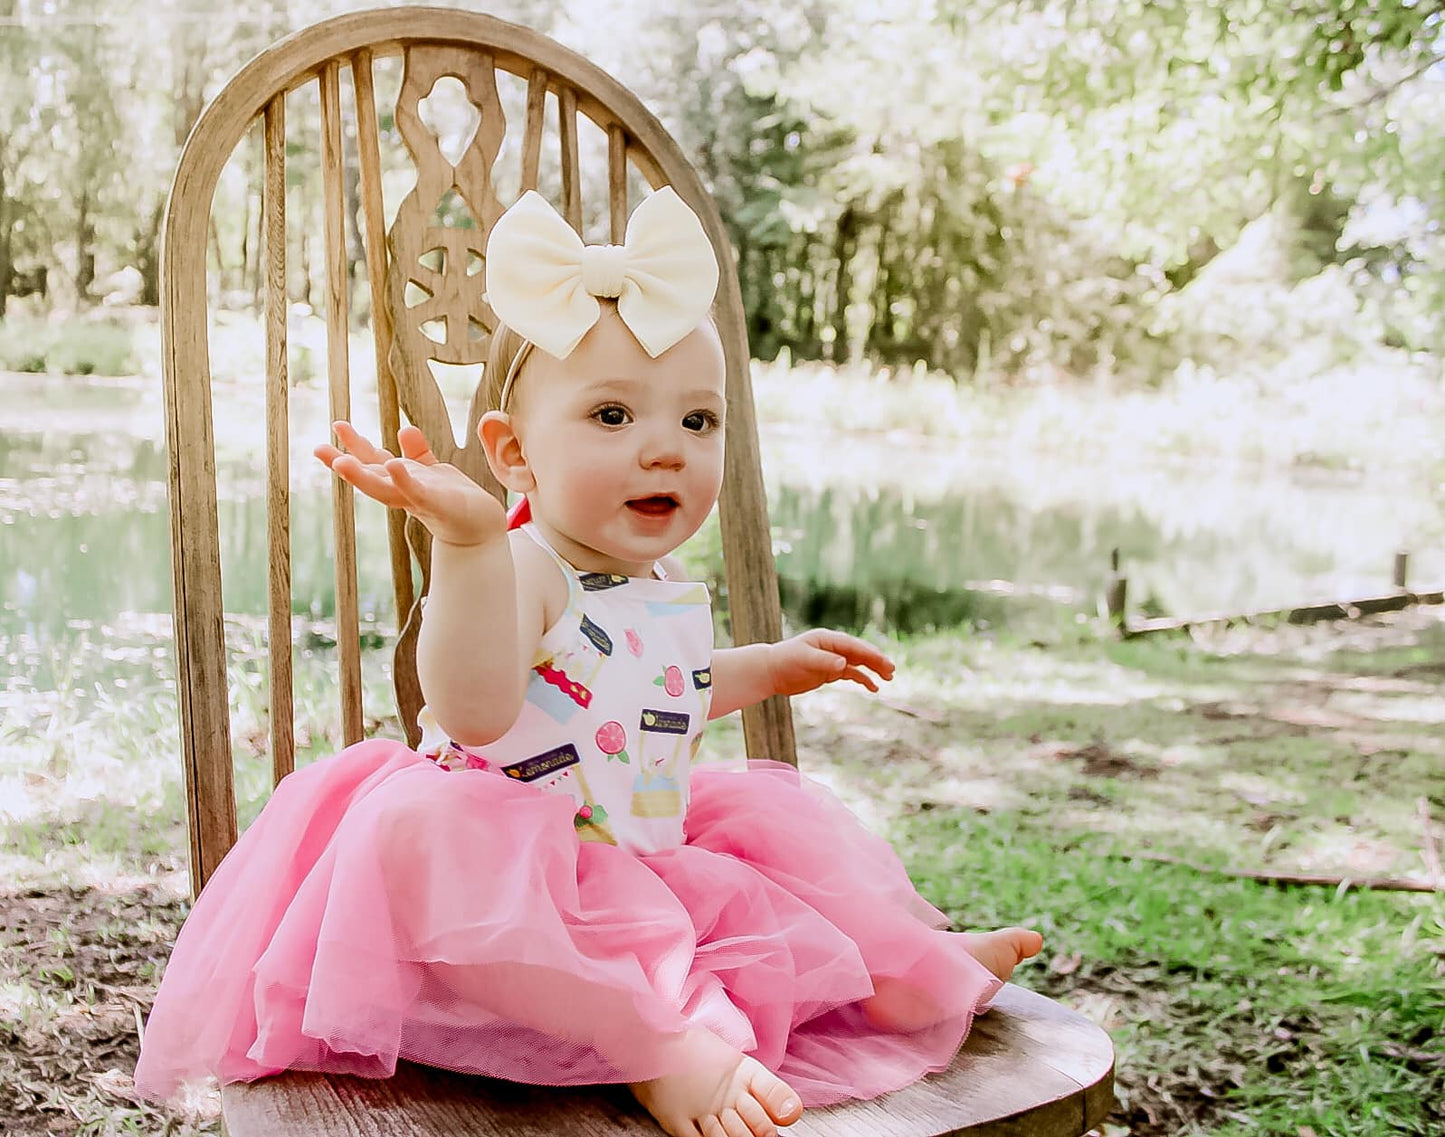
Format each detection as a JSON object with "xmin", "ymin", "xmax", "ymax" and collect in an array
[{"xmin": 1105, "ymin": 548, "xmax": 1128, "ymax": 635}]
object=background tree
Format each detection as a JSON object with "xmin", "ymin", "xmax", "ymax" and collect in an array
[{"xmin": 4, "ymin": 0, "xmax": 1444, "ymax": 374}]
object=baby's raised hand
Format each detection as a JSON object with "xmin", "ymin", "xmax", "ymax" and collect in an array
[
  {"xmin": 315, "ymin": 422, "xmax": 507, "ymax": 548},
  {"xmin": 768, "ymin": 629, "xmax": 895, "ymax": 698}
]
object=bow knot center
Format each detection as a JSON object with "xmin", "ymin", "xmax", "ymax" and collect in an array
[{"xmin": 580, "ymin": 243, "xmax": 628, "ymax": 298}]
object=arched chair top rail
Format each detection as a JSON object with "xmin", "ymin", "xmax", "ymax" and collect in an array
[
  {"xmin": 159, "ymin": 7, "xmax": 787, "ymax": 899},
  {"xmin": 165, "ymin": 5, "xmax": 723, "ymax": 286}
]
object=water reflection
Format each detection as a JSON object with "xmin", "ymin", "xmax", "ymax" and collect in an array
[{"xmin": 1, "ymin": 375, "xmax": 1441, "ymax": 651}]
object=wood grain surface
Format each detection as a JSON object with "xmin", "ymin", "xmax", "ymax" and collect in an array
[{"xmin": 224, "ymin": 984, "xmax": 1113, "ymax": 1137}]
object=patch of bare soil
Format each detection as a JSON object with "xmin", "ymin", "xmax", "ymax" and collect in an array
[
  {"xmin": 0, "ymin": 883, "xmax": 202, "ymax": 1136},
  {"xmin": 1053, "ymin": 741, "xmax": 1159, "ymax": 780}
]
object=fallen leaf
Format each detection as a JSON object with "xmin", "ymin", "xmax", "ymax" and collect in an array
[{"xmin": 90, "ymin": 1068, "xmax": 138, "ymax": 1099}]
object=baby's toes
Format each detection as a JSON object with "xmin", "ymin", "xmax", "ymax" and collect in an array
[
  {"xmin": 735, "ymin": 1091, "xmax": 781, "ymax": 1137},
  {"xmin": 740, "ymin": 1056, "xmax": 802, "ymax": 1126},
  {"xmin": 700, "ymin": 1107, "xmax": 758, "ymax": 1137}
]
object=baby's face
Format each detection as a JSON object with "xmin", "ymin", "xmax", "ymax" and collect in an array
[{"xmin": 508, "ymin": 307, "xmax": 727, "ymax": 576}]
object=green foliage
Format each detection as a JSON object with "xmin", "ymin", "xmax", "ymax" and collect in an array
[
  {"xmin": 7, "ymin": 0, "xmax": 1445, "ymax": 376},
  {"xmin": 0, "ymin": 315, "xmax": 137, "ymax": 376}
]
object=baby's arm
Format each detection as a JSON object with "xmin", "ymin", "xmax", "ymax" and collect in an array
[
  {"xmin": 708, "ymin": 631, "xmax": 895, "ymax": 720},
  {"xmin": 316, "ymin": 422, "xmax": 547, "ymax": 745},
  {"xmin": 419, "ymin": 532, "xmax": 548, "ymax": 745}
]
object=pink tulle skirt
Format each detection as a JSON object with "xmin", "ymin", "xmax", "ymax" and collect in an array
[{"xmin": 134, "ymin": 741, "xmax": 1001, "ymax": 1106}]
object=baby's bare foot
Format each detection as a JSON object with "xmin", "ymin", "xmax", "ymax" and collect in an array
[
  {"xmin": 960, "ymin": 927, "xmax": 1044, "ymax": 981},
  {"xmin": 862, "ymin": 976, "xmax": 950, "ymax": 1033},
  {"xmin": 630, "ymin": 1027, "xmax": 802, "ymax": 1137}
]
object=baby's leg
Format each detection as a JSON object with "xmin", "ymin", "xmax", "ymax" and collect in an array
[
  {"xmin": 630, "ymin": 1026, "xmax": 803, "ymax": 1137},
  {"xmin": 862, "ymin": 928, "xmax": 1043, "ymax": 1033}
]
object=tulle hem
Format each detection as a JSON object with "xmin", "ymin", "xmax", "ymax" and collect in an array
[{"xmin": 134, "ymin": 742, "xmax": 1001, "ymax": 1107}]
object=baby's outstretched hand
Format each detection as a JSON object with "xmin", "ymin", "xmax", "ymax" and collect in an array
[
  {"xmin": 769, "ymin": 630, "xmax": 895, "ymax": 698},
  {"xmin": 315, "ymin": 422, "xmax": 507, "ymax": 548}
]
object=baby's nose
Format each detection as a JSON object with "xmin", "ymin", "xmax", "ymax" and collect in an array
[{"xmin": 638, "ymin": 427, "xmax": 685, "ymax": 469}]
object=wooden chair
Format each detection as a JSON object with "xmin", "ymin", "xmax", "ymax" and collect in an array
[{"xmin": 158, "ymin": 8, "xmax": 1114, "ymax": 1135}]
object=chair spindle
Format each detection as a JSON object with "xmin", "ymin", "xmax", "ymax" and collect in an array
[
  {"xmin": 319, "ymin": 60, "xmax": 365, "ymax": 747},
  {"xmin": 263, "ymin": 94, "xmax": 297, "ymax": 785}
]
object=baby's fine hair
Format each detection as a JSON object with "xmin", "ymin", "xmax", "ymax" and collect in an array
[
  {"xmin": 483, "ymin": 298, "xmax": 625, "ymax": 415},
  {"xmin": 483, "ymin": 298, "xmax": 723, "ymax": 416},
  {"xmin": 483, "ymin": 318, "xmax": 531, "ymax": 414}
]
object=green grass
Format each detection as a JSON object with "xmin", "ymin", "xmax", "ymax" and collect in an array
[
  {"xmin": 2, "ymin": 609, "xmax": 1443, "ymax": 1134},
  {"xmin": 901, "ymin": 809, "xmax": 1443, "ymax": 1135},
  {"xmin": 747, "ymin": 610, "xmax": 1445, "ymax": 1135}
]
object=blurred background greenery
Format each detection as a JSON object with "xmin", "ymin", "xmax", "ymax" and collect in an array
[{"xmin": 6, "ymin": 0, "xmax": 1445, "ymax": 370}]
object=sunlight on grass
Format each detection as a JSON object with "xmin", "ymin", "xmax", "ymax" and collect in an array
[{"xmin": 1, "ymin": 590, "xmax": 1442, "ymax": 1133}]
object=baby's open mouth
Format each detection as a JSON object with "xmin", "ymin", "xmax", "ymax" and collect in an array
[{"xmin": 626, "ymin": 495, "xmax": 679, "ymax": 518}]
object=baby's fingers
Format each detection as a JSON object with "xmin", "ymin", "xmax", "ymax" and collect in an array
[
  {"xmin": 838, "ymin": 666, "xmax": 881, "ymax": 693},
  {"xmin": 813, "ymin": 630, "xmax": 895, "ymax": 680},
  {"xmin": 396, "ymin": 425, "xmax": 440, "ymax": 466},
  {"xmin": 383, "ymin": 456, "xmax": 443, "ymax": 506},
  {"xmin": 846, "ymin": 641, "xmax": 895, "ymax": 681},
  {"xmin": 324, "ymin": 453, "xmax": 410, "ymax": 508},
  {"xmin": 314, "ymin": 442, "xmax": 345, "ymax": 469},
  {"xmin": 329, "ymin": 421, "xmax": 395, "ymax": 465}
]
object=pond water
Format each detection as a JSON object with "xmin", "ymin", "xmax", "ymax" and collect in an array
[{"xmin": 2, "ymin": 372, "xmax": 1442, "ymax": 661}]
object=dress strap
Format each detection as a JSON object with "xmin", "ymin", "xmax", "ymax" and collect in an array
[
  {"xmin": 519, "ymin": 523, "xmax": 584, "ymax": 611},
  {"xmin": 519, "ymin": 522, "xmax": 668, "ymax": 581}
]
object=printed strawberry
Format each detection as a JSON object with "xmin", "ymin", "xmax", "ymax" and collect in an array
[
  {"xmin": 595, "ymin": 721, "xmax": 630, "ymax": 764},
  {"xmin": 574, "ymin": 801, "xmax": 609, "ymax": 828},
  {"xmin": 653, "ymin": 665, "xmax": 685, "ymax": 697},
  {"xmin": 625, "ymin": 628, "xmax": 645, "ymax": 657}
]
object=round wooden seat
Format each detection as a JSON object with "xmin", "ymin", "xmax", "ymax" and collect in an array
[{"xmin": 223, "ymin": 983, "xmax": 1114, "ymax": 1136}]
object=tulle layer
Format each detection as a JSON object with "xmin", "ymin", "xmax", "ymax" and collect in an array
[{"xmin": 134, "ymin": 741, "xmax": 1001, "ymax": 1106}]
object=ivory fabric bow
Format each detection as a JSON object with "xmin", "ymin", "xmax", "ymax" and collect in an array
[{"xmin": 484, "ymin": 186, "xmax": 719, "ymax": 360}]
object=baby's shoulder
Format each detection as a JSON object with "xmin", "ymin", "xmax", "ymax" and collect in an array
[{"xmin": 509, "ymin": 529, "xmax": 570, "ymax": 628}]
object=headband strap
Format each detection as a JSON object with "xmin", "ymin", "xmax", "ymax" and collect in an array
[{"xmin": 498, "ymin": 339, "xmax": 535, "ymax": 413}]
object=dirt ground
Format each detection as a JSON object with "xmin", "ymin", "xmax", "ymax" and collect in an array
[
  {"xmin": 0, "ymin": 884, "xmax": 204, "ymax": 1135},
  {"xmin": 2, "ymin": 608, "xmax": 1442, "ymax": 1136}
]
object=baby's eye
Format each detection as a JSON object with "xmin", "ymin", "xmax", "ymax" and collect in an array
[
  {"xmin": 682, "ymin": 410, "xmax": 721, "ymax": 434},
  {"xmin": 591, "ymin": 405, "xmax": 631, "ymax": 427}
]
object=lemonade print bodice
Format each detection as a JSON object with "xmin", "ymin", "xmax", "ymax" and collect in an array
[{"xmin": 417, "ymin": 523, "xmax": 714, "ymax": 854}]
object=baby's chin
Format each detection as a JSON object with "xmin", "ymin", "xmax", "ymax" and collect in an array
[
  {"xmin": 539, "ymin": 527, "xmax": 679, "ymax": 577},
  {"xmin": 532, "ymin": 502, "xmax": 713, "ymax": 574},
  {"xmin": 596, "ymin": 520, "xmax": 708, "ymax": 573}
]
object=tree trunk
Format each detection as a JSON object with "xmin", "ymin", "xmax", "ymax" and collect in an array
[
  {"xmin": 75, "ymin": 182, "xmax": 95, "ymax": 304},
  {"xmin": 828, "ymin": 206, "xmax": 857, "ymax": 362},
  {"xmin": 172, "ymin": 20, "xmax": 208, "ymax": 150},
  {"xmin": 299, "ymin": 192, "xmax": 314, "ymax": 312},
  {"xmin": 872, "ymin": 209, "xmax": 898, "ymax": 357},
  {"xmin": 136, "ymin": 197, "xmax": 163, "ymax": 307},
  {"xmin": 242, "ymin": 125, "xmax": 264, "ymax": 309},
  {"xmin": 0, "ymin": 161, "xmax": 12, "ymax": 319},
  {"xmin": 209, "ymin": 215, "xmax": 226, "ymax": 294}
]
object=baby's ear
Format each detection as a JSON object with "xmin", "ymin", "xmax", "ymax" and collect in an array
[{"xmin": 478, "ymin": 411, "xmax": 535, "ymax": 492}]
